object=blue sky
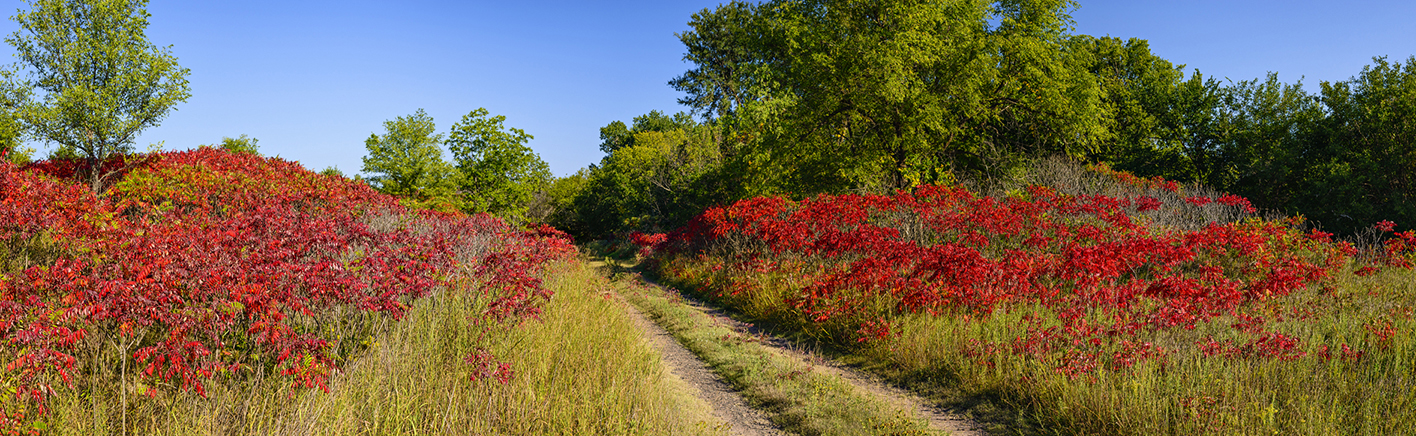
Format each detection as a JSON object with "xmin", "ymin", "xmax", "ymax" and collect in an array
[{"xmin": 2, "ymin": 0, "xmax": 1413, "ymax": 176}]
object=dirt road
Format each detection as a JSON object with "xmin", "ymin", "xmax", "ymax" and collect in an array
[{"xmin": 602, "ymin": 258, "xmax": 985, "ymax": 436}]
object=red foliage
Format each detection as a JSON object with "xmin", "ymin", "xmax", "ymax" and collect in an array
[
  {"xmin": 1350, "ymin": 221, "xmax": 1416, "ymax": 275},
  {"xmin": 628, "ymin": 232, "xmax": 669, "ymax": 257},
  {"xmin": 658, "ymin": 175, "xmax": 1355, "ymax": 377},
  {"xmin": 0, "ymin": 149, "xmax": 573, "ymax": 428},
  {"xmin": 1087, "ymin": 163, "xmax": 1182, "ymax": 193},
  {"xmin": 19, "ymin": 154, "xmax": 143, "ymax": 183}
]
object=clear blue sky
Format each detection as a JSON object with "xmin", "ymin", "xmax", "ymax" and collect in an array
[{"xmin": 3, "ymin": 0, "xmax": 1413, "ymax": 176}]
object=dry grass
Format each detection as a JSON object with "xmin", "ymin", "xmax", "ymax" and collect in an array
[
  {"xmin": 657, "ymin": 254, "xmax": 1416, "ymax": 435},
  {"xmin": 600, "ymin": 259, "xmax": 938, "ymax": 436},
  {"xmin": 36, "ymin": 260, "xmax": 721, "ymax": 436},
  {"xmin": 646, "ymin": 157, "xmax": 1416, "ymax": 435}
]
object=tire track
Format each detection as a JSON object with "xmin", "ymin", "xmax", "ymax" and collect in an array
[
  {"xmin": 667, "ymin": 288, "xmax": 986, "ymax": 436},
  {"xmin": 618, "ymin": 291, "xmax": 785, "ymax": 436},
  {"xmin": 630, "ymin": 271, "xmax": 986, "ymax": 436}
]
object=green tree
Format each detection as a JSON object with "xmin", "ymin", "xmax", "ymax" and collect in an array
[
  {"xmin": 446, "ymin": 108, "xmax": 552, "ymax": 221},
  {"xmin": 673, "ymin": 0, "xmax": 1107, "ymax": 192},
  {"xmin": 1306, "ymin": 56, "xmax": 1416, "ymax": 233},
  {"xmin": 211, "ymin": 134, "xmax": 259, "ymax": 155},
  {"xmin": 572, "ymin": 122, "xmax": 723, "ymax": 239},
  {"xmin": 1071, "ymin": 35, "xmax": 1228, "ymax": 183},
  {"xmin": 5, "ymin": 0, "xmax": 191, "ymax": 192},
  {"xmin": 536, "ymin": 168, "xmax": 590, "ymax": 229},
  {"xmin": 361, "ymin": 109, "xmax": 459, "ymax": 211},
  {"xmin": 597, "ymin": 110, "xmax": 697, "ymax": 154},
  {"xmin": 671, "ymin": 1, "xmax": 771, "ymax": 122},
  {"xmin": 1207, "ymin": 75, "xmax": 1323, "ymax": 208},
  {"xmin": 0, "ymin": 69, "xmax": 25, "ymax": 156}
]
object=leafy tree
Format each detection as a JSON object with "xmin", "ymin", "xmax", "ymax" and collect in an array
[
  {"xmin": 212, "ymin": 134, "xmax": 259, "ymax": 155},
  {"xmin": 598, "ymin": 120, "xmax": 630, "ymax": 154},
  {"xmin": 5, "ymin": 0, "xmax": 191, "ymax": 192},
  {"xmin": 671, "ymin": 1, "xmax": 771, "ymax": 122},
  {"xmin": 446, "ymin": 108, "xmax": 551, "ymax": 221},
  {"xmin": 597, "ymin": 110, "xmax": 697, "ymax": 154},
  {"xmin": 1305, "ymin": 56, "xmax": 1416, "ymax": 233},
  {"xmin": 573, "ymin": 121, "xmax": 723, "ymax": 239},
  {"xmin": 1207, "ymin": 75, "xmax": 1323, "ymax": 209},
  {"xmin": 536, "ymin": 168, "xmax": 590, "ymax": 229},
  {"xmin": 360, "ymin": 109, "xmax": 459, "ymax": 211},
  {"xmin": 0, "ymin": 69, "xmax": 25, "ymax": 156},
  {"xmin": 673, "ymin": 0, "xmax": 1107, "ymax": 192},
  {"xmin": 1070, "ymin": 35, "xmax": 1231, "ymax": 184}
]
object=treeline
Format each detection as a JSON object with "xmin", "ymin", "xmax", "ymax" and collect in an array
[
  {"xmin": 12, "ymin": 0, "xmax": 1403, "ymax": 237},
  {"xmin": 1093, "ymin": 53, "xmax": 1416, "ymax": 236},
  {"xmin": 548, "ymin": 0, "xmax": 1416, "ymax": 239}
]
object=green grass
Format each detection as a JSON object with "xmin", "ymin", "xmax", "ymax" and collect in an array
[
  {"xmin": 598, "ymin": 257, "xmax": 939, "ymax": 436},
  {"xmin": 36, "ymin": 260, "xmax": 721, "ymax": 435}
]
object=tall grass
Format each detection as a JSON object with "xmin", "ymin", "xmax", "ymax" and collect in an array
[
  {"xmin": 658, "ymin": 253, "xmax": 1416, "ymax": 435},
  {"xmin": 604, "ymin": 262, "xmax": 937, "ymax": 436},
  {"xmin": 37, "ymin": 260, "xmax": 720, "ymax": 435},
  {"xmin": 877, "ymin": 266, "xmax": 1416, "ymax": 435},
  {"xmin": 647, "ymin": 157, "xmax": 1416, "ymax": 435}
]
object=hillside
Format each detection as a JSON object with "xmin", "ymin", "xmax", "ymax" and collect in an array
[{"xmin": 0, "ymin": 148, "xmax": 584, "ymax": 433}]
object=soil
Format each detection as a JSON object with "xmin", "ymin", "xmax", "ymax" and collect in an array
[
  {"xmin": 603, "ymin": 257, "xmax": 987, "ymax": 436},
  {"xmin": 653, "ymin": 285, "xmax": 988, "ymax": 436},
  {"xmin": 617, "ymin": 292, "xmax": 785, "ymax": 436}
]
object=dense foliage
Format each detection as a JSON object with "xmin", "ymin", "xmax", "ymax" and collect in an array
[
  {"xmin": 655, "ymin": 172, "xmax": 1341, "ymax": 347},
  {"xmin": 560, "ymin": 114, "xmax": 726, "ymax": 240},
  {"xmin": 0, "ymin": 148, "xmax": 573, "ymax": 432},
  {"xmin": 1091, "ymin": 53, "xmax": 1416, "ymax": 235},
  {"xmin": 640, "ymin": 164, "xmax": 1416, "ymax": 433},
  {"xmin": 557, "ymin": 1, "xmax": 1416, "ymax": 239}
]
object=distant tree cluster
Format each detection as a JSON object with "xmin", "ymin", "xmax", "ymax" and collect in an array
[
  {"xmin": 1083, "ymin": 44, "xmax": 1416, "ymax": 235},
  {"xmin": 360, "ymin": 108, "xmax": 552, "ymax": 222},
  {"xmin": 550, "ymin": 111, "xmax": 723, "ymax": 238}
]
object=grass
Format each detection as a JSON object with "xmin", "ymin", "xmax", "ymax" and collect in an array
[
  {"xmin": 595, "ymin": 252, "xmax": 940, "ymax": 436},
  {"xmin": 653, "ymin": 254, "xmax": 1416, "ymax": 436},
  {"xmin": 35, "ymin": 259, "xmax": 721, "ymax": 435},
  {"xmin": 633, "ymin": 158, "xmax": 1416, "ymax": 435},
  {"xmin": 874, "ymin": 268, "xmax": 1416, "ymax": 435}
]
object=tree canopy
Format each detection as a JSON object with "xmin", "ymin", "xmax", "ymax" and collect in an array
[
  {"xmin": 597, "ymin": 110, "xmax": 697, "ymax": 155},
  {"xmin": 361, "ymin": 109, "xmax": 459, "ymax": 211},
  {"xmin": 447, "ymin": 108, "xmax": 552, "ymax": 221},
  {"xmin": 670, "ymin": 0, "xmax": 1110, "ymax": 192},
  {"xmin": 5, "ymin": 0, "xmax": 191, "ymax": 192},
  {"xmin": 358, "ymin": 108, "xmax": 553, "ymax": 220}
]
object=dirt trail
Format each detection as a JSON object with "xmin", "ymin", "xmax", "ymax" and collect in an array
[
  {"xmin": 662, "ymin": 286, "xmax": 986, "ymax": 436},
  {"xmin": 617, "ymin": 291, "xmax": 785, "ymax": 436},
  {"xmin": 599, "ymin": 256, "xmax": 986, "ymax": 435}
]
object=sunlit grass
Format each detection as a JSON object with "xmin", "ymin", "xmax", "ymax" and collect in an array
[
  {"xmin": 37, "ymin": 260, "xmax": 721, "ymax": 435},
  {"xmin": 657, "ymin": 254, "xmax": 1416, "ymax": 436},
  {"xmin": 604, "ymin": 257, "xmax": 939, "ymax": 436}
]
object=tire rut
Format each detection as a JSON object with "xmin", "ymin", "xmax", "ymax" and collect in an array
[
  {"xmin": 614, "ymin": 288, "xmax": 785, "ymax": 436},
  {"xmin": 640, "ymin": 278, "xmax": 987, "ymax": 436}
]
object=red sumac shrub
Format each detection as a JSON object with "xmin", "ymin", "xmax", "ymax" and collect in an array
[{"xmin": 0, "ymin": 149, "xmax": 573, "ymax": 429}]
